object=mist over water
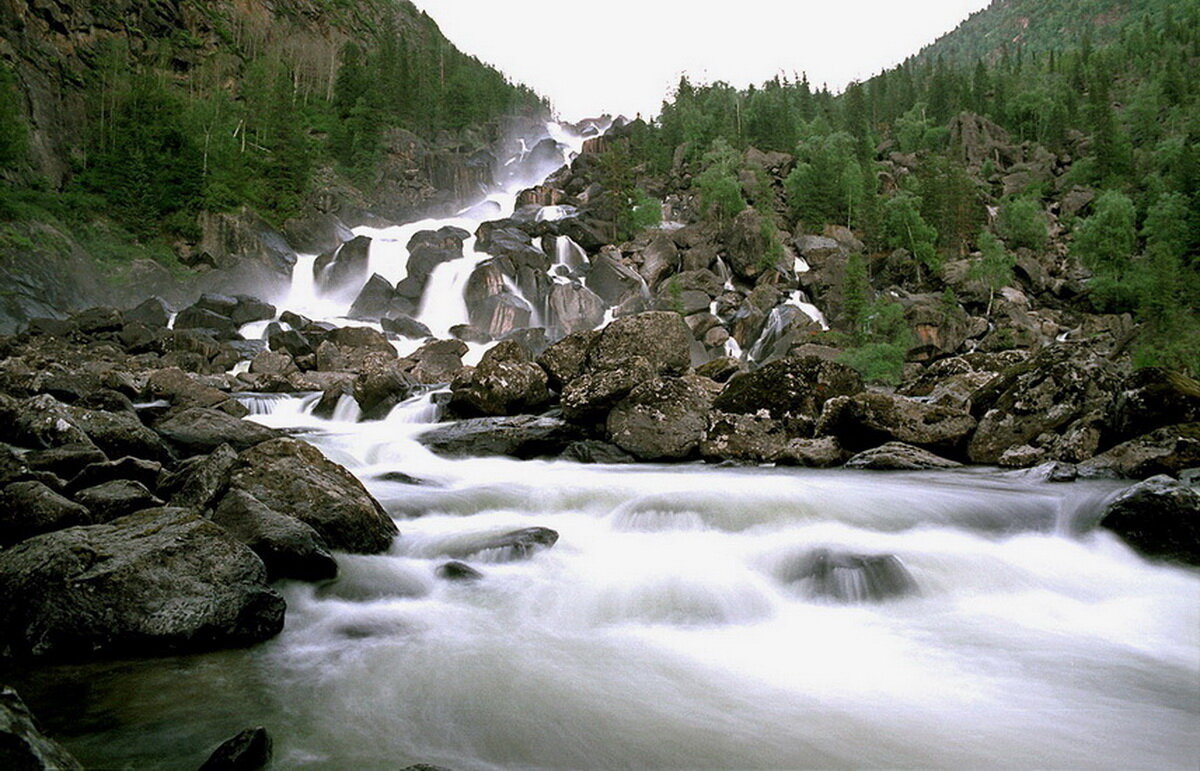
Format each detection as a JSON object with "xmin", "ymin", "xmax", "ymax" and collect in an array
[
  {"xmin": 12, "ymin": 121, "xmax": 1197, "ymax": 770},
  {"xmin": 13, "ymin": 392, "xmax": 1199, "ymax": 769}
]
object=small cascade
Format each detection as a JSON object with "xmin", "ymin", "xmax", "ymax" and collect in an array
[
  {"xmin": 786, "ymin": 290, "xmax": 828, "ymax": 330},
  {"xmin": 536, "ymin": 205, "xmax": 577, "ymax": 222},
  {"xmin": 329, "ymin": 394, "xmax": 363, "ymax": 423},
  {"xmin": 235, "ymin": 392, "xmax": 293, "ymax": 416},
  {"xmin": 551, "ymin": 235, "xmax": 588, "ymax": 282},
  {"xmin": 386, "ymin": 390, "xmax": 446, "ymax": 425},
  {"xmin": 416, "ymin": 235, "xmax": 489, "ymax": 338}
]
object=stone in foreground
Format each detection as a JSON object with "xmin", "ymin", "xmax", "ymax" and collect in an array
[{"xmin": 1099, "ymin": 475, "xmax": 1199, "ymax": 566}]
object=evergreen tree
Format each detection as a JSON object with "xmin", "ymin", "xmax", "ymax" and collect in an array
[{"xmin": 883, "ymin": 191, "xmax": 940, "ymax": 279}]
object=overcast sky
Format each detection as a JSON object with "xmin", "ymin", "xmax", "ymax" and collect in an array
[{"xmin": 413, "ymin": 0, "xmax": 993, "ymax": 120}]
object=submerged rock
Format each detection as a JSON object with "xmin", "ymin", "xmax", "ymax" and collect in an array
[
  {"xmin": 0, "ymin": 686, "xmax": 83, "ymax": 770},
  {"xmin": 443, "ymin": 527, "xmax": 559, "ymax": 561},
  {"xmin": 0, "ymin": 508, "xmax": 286, "ymax": 659},
  {"xmin": 419, "ymin": 415, "xmax": 581, "ymax": 459},
  {"xmin": 780, "ymin": 548, "xmax": 919, "ymax": 603},
  {"xmin": 844, "ymin": 442, "xmax": 962, "ymax": 470},
  {"xmin": 1099, "ymin": 475, "xmax": 1200, "ymax": 566},
  {"xmin": 436, "ymin": 560, "xmax": 485, "ymax": 581},
  {"xmin": 228, "ymin": 438, "xmax": 398, "ymax": 554},
  {"xmin": 199, "ymin": 726, "xmax": 273, "ymax": 771}
]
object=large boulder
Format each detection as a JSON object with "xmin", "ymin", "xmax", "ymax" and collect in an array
[
  {"xmin": 1098, "ymin": 476, "xmax": 1199, "ymax": 565},
  {"xmin": 64, "ymin": 405, "xmax": 172, "ymax": 463},
  {"xmin": 0, "ymin": 394, "xmax": 93, "ymax": 450},
  {"xmin": 440, "ymin": 527, "xmax": 558, "ymax": 562},
  {"xmin": 1105, "ymin": 368, "xmax": 1200, "ymax": 447},
  {"xmin": 1080, "ymin": 423, "xmax": 1200, "ymax": 480},
  {"xmin": 817, "ymin": 393, "xmax": 976, "ymax": 455},
  {"xmin": 561, "ymin": 356, "xmax": 655, "ymax": 423},
  {"xmin": 212, "ymin": 489, "xmax": 338, "ymax": 582},
  {"xmin": 546, "ymin": 283, "xmax": 605, "ymax": 338},
  {"xmin": 607, "ymin": 376, "xmax": 719, "ymax": 461},
  {"xmin": 313, "ymin": 235, "xmax": 372, "ymax": 297},
  {"xmin": 700, "ymin": 411, "xmax": 792, "ymax": 463},
  {"xmin": 0, "ymin": 508, "xmax": 285, "ymax": 659},
  {"xmin": 227, "ymin": 438, "xmax": 397, "ymax": 554},
  {"xmin": 449, "ymin": 342, "xmax": 551, "ymax": 417},
  {"xmin": 967, "ymin": 344, "xmax": 1122, "ymax": 464},
  {"xmin": 353, "ymin": 351, "xmax": 417, "ymax": 420},
  {"xmin": 199, "ymin": 727, "xmax": 273, "ymax": 771},
  {"xmin": 588, "ymin": 311, "xmax": 691, "ymax": 376},
  {"xmin": 73, "ymin": 480, "xmax": 163, "ymax": 523},
  {"xmin": 0, "ymin": 686, "xmax": 83, "ymax": 769},
  {"xmin": 418, "ymin": 415, "xmax": 581, "ymax": 459},
  {"xmin": 405, "ymin": 339, "xmax": 468, "ymax": 384},
  {"xmin": 713, "ymin": 355, "xmax": 863, "ymax": 422},
  {"xmin": 0, "ymin": 481, "xmax": 92, "ymax": 547},
  {"xmin": 154, "ymin": 408, "xmax": 282, "ymax": 455},
  {"xmin": 725, "ymin": 207, "xmax": 778, "ymax": 281},
  {"xmin": 537, "ymin": 330, "xmax": 599, "ymax": 390}
]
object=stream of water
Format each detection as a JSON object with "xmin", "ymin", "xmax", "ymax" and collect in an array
[{"xmin": 10, "ymin": 121, "xmax": 1199, "ymax": 769}]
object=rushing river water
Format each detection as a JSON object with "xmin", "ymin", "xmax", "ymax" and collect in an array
[
  {"xmin": 11, "ymin": 120, "xmax": 1199, "ymax": 768},
  {"xmin": 11, "ymin": 393, "xmax": 1200, "ymax": 769}
]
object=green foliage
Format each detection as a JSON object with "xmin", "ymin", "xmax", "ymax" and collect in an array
[
  {"xmin": 1133, "ymin": 192, "xmax": 1200, "ymax": 375},
  {"xmin": 997, "ymin": 197, "xmax": 1049, "ymax": 250},
  {"xmin": 785, "ymin": 131, "xmax": 874, "ymax": 230},
  {"xmin": 757, "ymin": 216, "xmax": 784, "ymax": 271},
  {"xmin": 969, "ymin": 230, "xmax": 1016, "ymax": 315},
  {"xmin": 883, "ymin": 191, "xmax": 940, "ymax": 276},
  {"xmin": 839, "ymin": 341, "xmax": 907, "ymax": 386},
  {"xmin": 1074, "ymin": 189, "xmax": 1139, "ymax": 309},
  {"xmin": 694, "ymin": 139, "xmax": 746, "ymax": 223},
  {"xmin": 841, "ymin": 251, "xmax": 871, "ymax": 344},
  {"xmin": 630, "ymin": 188, "xmax": 663, "ymax": 232}
]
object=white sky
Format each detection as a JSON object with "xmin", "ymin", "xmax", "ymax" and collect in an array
[{"xmin": 412, "ymin": 0, "xmax": 992, "ymax": 120}]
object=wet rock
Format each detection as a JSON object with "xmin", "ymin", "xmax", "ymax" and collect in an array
[
  {"xmin": 780, "ymin": 548, "xmax": 918, "ymax": 602},
  {"xmin": 713, "ymin": 355, "xmax": 863, "ymax": 421},
  {"xmin": 608, "ymin": 375, "xmax": 719, "ymax": 461},
  {"xmin": 354, "ymin": 352, "xmax": 417, "ymax": 420},
  {"xmin": 381, "ymin": 315, "xmax": 432, "ymax": 340},
  {"xmin": 0, "ymin": 481, "xmax": 92, "ymax": 546},
  {"xmin": 71, "ymin": 306, "xmax": 124, "ymax": 335},
  {"xmin": 967, "ymin": 344, "xmax": 1122, "ymax": 464},
  {"xmin": 700, "ymin": 411, "xmax": 792, "ymax": 463},
  {"xmin": 313, "ymin": 235, "xmax": 372, "ymax": 296},
  {"xmin": 443, "ymin": 527, "xmax": 559, "ymax": 561},
  {"xmin": 546, "ymin": 283, "xmax": 606, "ymax": 337},
  {"xmin": 818, "ymin": 393, "xmax": 976, "ymax": 456},
  {"xmin": 419, "ymin": 415, "xmax": 581, "ymax": 459},
  {"xmin": 174, "ymin": 305, "xmax": 239, "ymax": 341},
  {"xmin": 1105, "ymin": 368, "xmax": 1200, "ymax": 447},
  {"xmin": 125, "ymin": 297, "xmax": 171, "ymax": 328},
  {"xmin": 199, "ymin": 726, "xmax": 272, "ymax": 771},
  {"xmin": 169, "ymin": 443, "xmax": 238, "ymax": 510},
  {"xmin": 155, "ymin": 408, "xmax": 282, "ymax": 456},
  {"xmin": 844, "ymin": 442, "xmax": 962, "ymax": 470},
  {"xmin": 228, "ymin": 438, "xmax": 398, "ymax": 554},
  {"xmin": 436, "ymin": 561, "xmax": 484, "ymax": 581},
  {"xmin": 1080, "ymin": 423, "xmax": 1200, "ymax": 480},
  {"xmin": 0, "ymin": 394, "xmax": 93, "ymax": 450},
  {"xmin": 562, "ymin": 440, "xmax": 636, "ymax": 464},
  {"xmin": 73, "ymin": 480, "xmax": 164, "ymax": 523},
  {"xmin": 773, "ymin": 436, "xmax": 848, "ymax": 467},
  {"xmin": 23, "ymin": 444, "xmax": 107, "ymax": 479},
  {"xmin": 249, "ymin": 350, "xmax": 297, "ymax": 378},
  {"xmin": 147, "ymin": 368, "xmax": 242, "ymax": 414},
  {"xmin": 65, "ymin": 406, "xmax": 172, "ymax": 463},
  {"xmin": 212, "ymin": 489, "xmax": 338, "ymax": 582},
  {"xmin": 229, "ymin": 296, "xmax": 276, "ymax": 327},
  {"xmin": 638, "ymin": 234, "xmax": 680, "ymax": 288},
  {"xmin": 1099, "ymin": 475, "xmax": 1200, "ymax": 565},
  {"xmin": 0, "ymin": 686, "xmax": 83, "ymax": 769},
  {"xmin": 561, "ymin": 356, "xmax": 656, "ymax": 423},
  {"xmin": 406, "ymin": 228, "xmax": 468, "ymax": 287},
  {"xmin": 537, "ymin": 330, "xmax": 599, "ymax": 390},
  {"xmin": 589, "ymin": 311, "xmax": 691, "ymax": 377},
  {"xmin": 449, "ymin": 343, "xmax": 551, "ymax": 418},
  {"xmin": 406, "ymin": 340, "xmax": 468, "ymax": 384},
  {"xmin": 0, "ymin": 508, "xmax": 286, "ymax": 659},
  {"xmin": 327, "ymin": 326, "xmax": 395, "ymax": 354},
  {"xmin": 587, "ymin": 250, "xmax": 645, "ymax": 306},
  {"xmin": 67, "ymin": 457, "xmax": 162, "ymax": 494}
]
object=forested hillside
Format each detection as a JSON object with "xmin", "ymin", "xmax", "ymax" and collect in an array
[
  {"xmin": 614, "ymin": 0, "xmax": 1199, "ymax": 376},
  {"xmin": 0, "ymin": 0, "xmax": 544, "ymax": 280}
]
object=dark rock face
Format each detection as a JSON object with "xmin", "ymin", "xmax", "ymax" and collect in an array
[
  {"xmin": 174, "ymin": 305, "xmax": 239, "ymax": 341},
  {"xmin": 1099, "ymin": 476, "xmax": 1200, "ymax": 565},
  {"xmin": 1106, "ymin": 368, "xmax": 1200, "ymax": 446},
  {"xmin": 561, "ymin": 356, "xmax": 656, "ymax": 423},
  {"xmin": 419, "ymin": 415, "xmax": 581, "ymax": 459},
  {"xmin": 0, "ymin": 508, "xmax": 286, "ymax": 659},
  {"xmin": 449, "ymin": 342, "xmax": 551, "ymax": 417},
  {"xmin": 1080, "ymin": 423, "xmax": 1200, "ymax": 480},
  {"xmin": 537, "ymin": 330, "xmax": 599, "ymax": 390},
  {"xmin": 700, "ymin": 411, "xmax": 792, "ymax": 463},
  {"xmin": 724, "ymin": 207, "xmax": 777, "ymax": 281},
  {"xmin": 154, "ymin": 408, "xmax": 282, "ymax": 455},
  {"xmin": 818, "ymin": 393, "xmax": 976, "ymax": 456},
  {"xmin": 407, "ymin": 227, "xmax": 468, "ymax": 288},
  {"xmin": 780, "ymin": 549, "xmax": 919, "ymax": 602},
  {"xmin": 607, "ymin": 375, "xmax": 719, "ymax": 461},
  {"xmin": 67, "ymin": 457, "xmax": 162, "ymax": 494},
  {"xmin": 713, "ymin": 355, "xmax": 864, "ymax": 421},
  {"xmin": 212, "ymin": 489, "xmax": 338, "ymax": 582},
  {"xmin": 0, "ymin": 481, "xmax": 92, "ymax": 546},
  {"xmin": 436, "ymin": 561, "xmax": 484, "ymax": 581},
  {"xmin": 562, "ymin": 440, "xmax": 636, "ymax": 464},
  {"xmin": 347, "ymin": 274, "xmax": 403, "ymax": 322},
  {"xmin": 406, "ymin": 339, "xmax": 469, "ymax": 384},
  {"xmin": 228, "ymin": 438, "xmax": 398, "ymax": 554},
  {"xmin": 844, "ymin": 442, "xmax": 963, "ymax": 470},
  {"xmin": 546, "ymin": 283, "xmax": 606, "ymax": 338},
  {"xmin": 967, "ymin": 344, "xmax": 1123, "ymax": 464},
  {"xmin": 170, "ymin": 443, "xmax": 239, "ymax": 511},
  {"xmin": 381, "ymin": 315, "xmax": 432, "ymax": 340},
  {"xmin": 64, "ymin": 405, "xmax": 172, "ymax": 463},
  {"xmin": 314, "ymin": 235, "xmax": 372, "ymax": 297},
  {"xmin": 73, "ymin": 480, "xmax": 163, "ymax": 523},
  {"xmin": 0, "ymin": 394, "xmax": 93, "ymax": 450},
  {"xmin": 353, "ymin": 352, "xmax": 417, "ymax": 420},
  {"xmin": 199, "ymin": 726, "xmax": 273, "ymax": 771},
  {"xmin": 442, "ymin": 527, "xmax": 559, "ymax": 561},
  {"xmin": 588, "ymin": 311, "xmax": 691, "ymax": 377},
  {"xmin": 0, "ymin": 686, "xmax": 83, "ymax": 770}
]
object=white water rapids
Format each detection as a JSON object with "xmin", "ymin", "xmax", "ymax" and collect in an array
[{"xmin": 14, "ymin": 392, "xmax": 1200, "ymax": 769}]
